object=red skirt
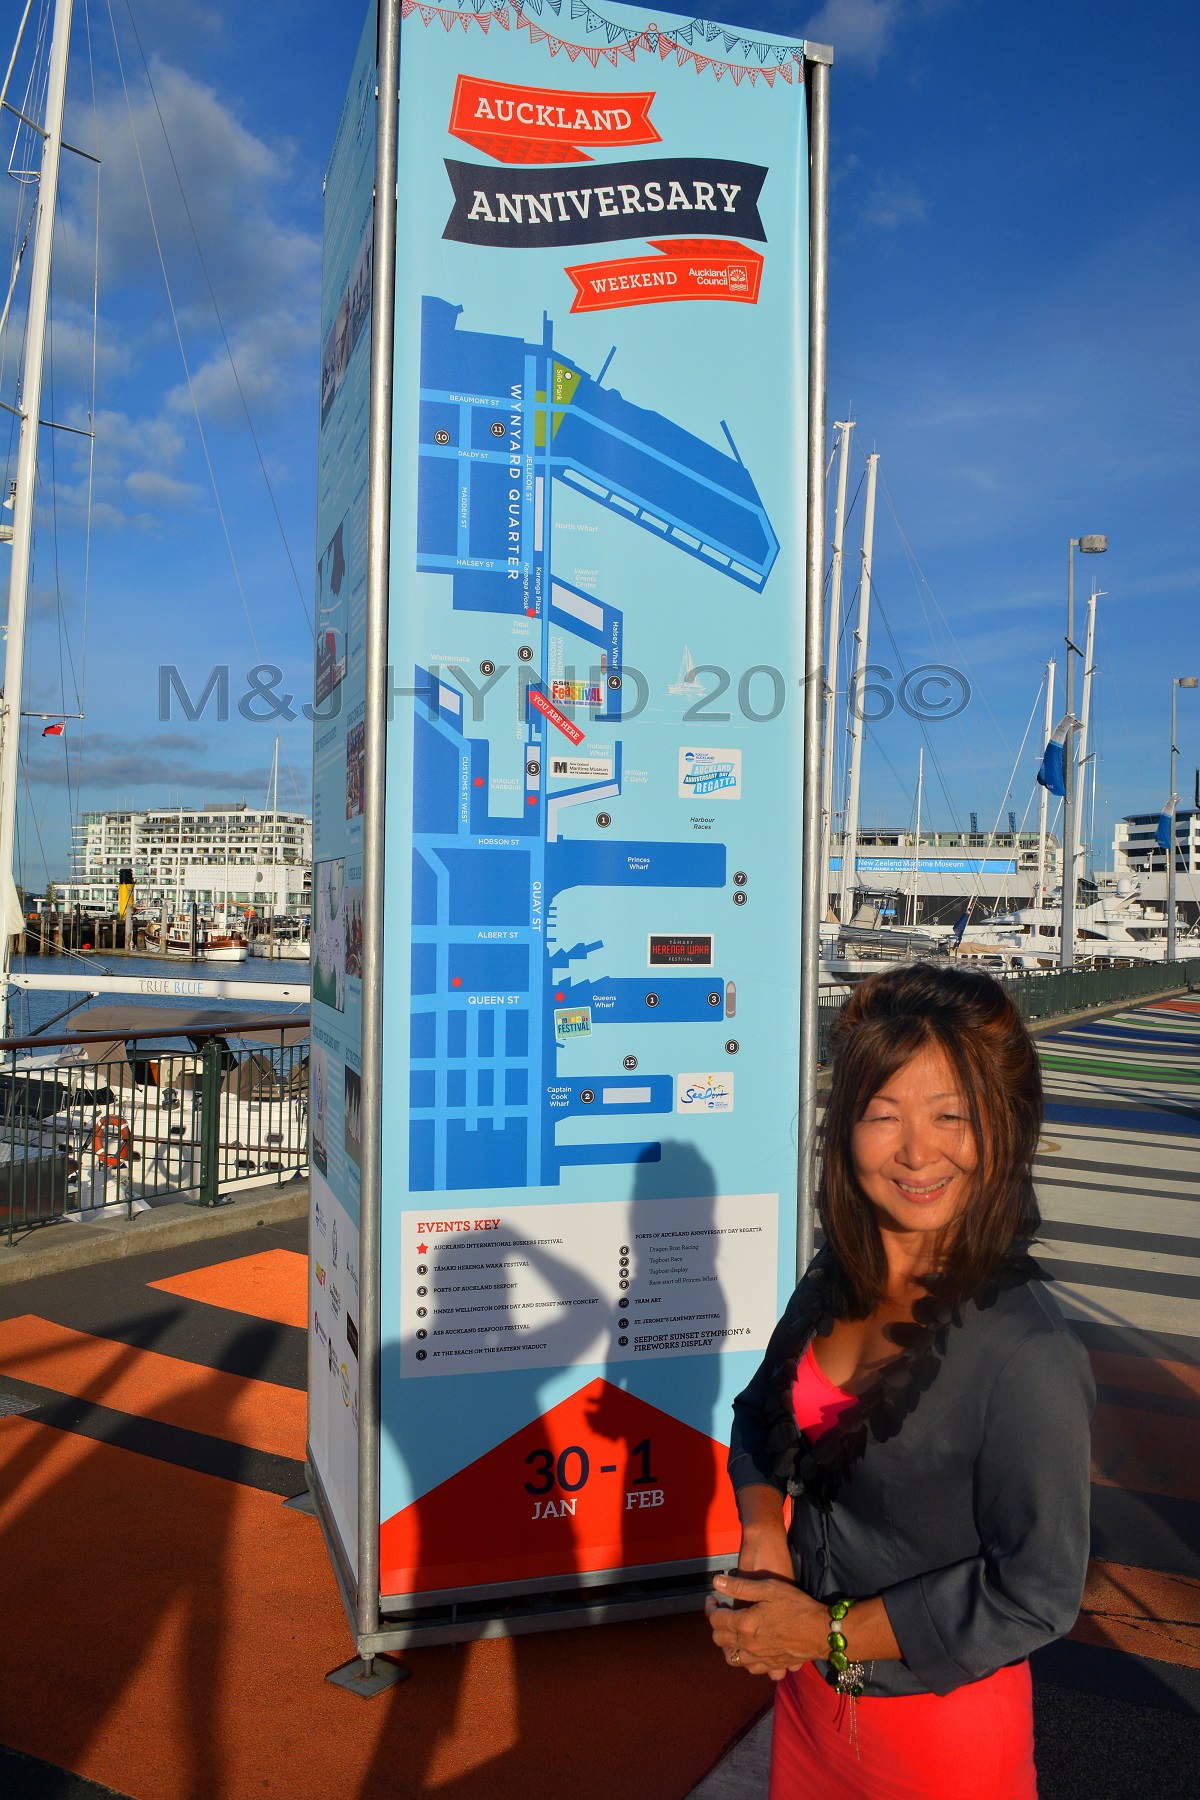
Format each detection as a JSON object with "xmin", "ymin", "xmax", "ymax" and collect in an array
[{"xmin": 769, "ymin": 1658, "xmax": 1037, "ymax": 1800}]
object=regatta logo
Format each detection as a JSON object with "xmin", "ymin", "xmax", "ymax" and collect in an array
[
  {"xmin": 448, "ymin": 74, "xmax": 659, "ymax": 164},
  {"xmin": 679, "ymin": 747, "xmax": 742, "ymax": 800},
  {"xmin": 315, "ymin": 1261, "xmax": 326, "ymax": 1288},
  {"xmin": 443, "ymin": 157, "xmax": 767, "ymax": 249}
]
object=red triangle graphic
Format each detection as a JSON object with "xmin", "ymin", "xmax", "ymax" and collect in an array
[{"xmin": 379, "ymin": 1377, "xmax": 739, "ymax": 1596}]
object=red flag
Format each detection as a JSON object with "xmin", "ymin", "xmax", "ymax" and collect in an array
[{"xmin": 41, "ymin": 722, "xmax": 65, "ymax": 737}]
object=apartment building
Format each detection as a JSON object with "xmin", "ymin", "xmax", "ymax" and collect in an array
[{"xmin": 58, "ymin": 802, "xmax": 312, "ymax": 917}]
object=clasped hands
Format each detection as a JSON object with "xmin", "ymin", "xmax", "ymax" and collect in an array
[{"xmin": 705, "ymin": 1558, "xmax": 831, "ymax": 1682}]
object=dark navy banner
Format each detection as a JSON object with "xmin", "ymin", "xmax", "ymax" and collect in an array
[{"xmin": 442, "ymin": 156, "xmax": 768, "ymax": 247}]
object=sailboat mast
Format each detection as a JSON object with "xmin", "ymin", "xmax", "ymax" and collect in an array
[
  {"xmin": 1037, "ymin": 659, "xmax": 1055, "ymax": 906},
  {"xmin": 0, "ymin": 0, "xmax": 74, "ymax": 1009},
  {"xmin": 839, "ymin": 451, "xmax": 879, "ymax": 922},
  {"xmin": 819, "ymin": 418, "xmax": 853, "ymax": 923},
  {"xmin": 1074, "ymin": 590, "xmax": 1099, "ymax": 884},
  {"xmin": 269, "ymin": 734, "xmax": 279, "ymax": 955},
  {"xmin": 908, "ymin": 747, "xmax": 923, "ymax": 928}
]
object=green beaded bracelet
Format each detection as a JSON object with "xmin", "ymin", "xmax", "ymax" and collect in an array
[{"xmin": 827, "ymin": 1597, "xmax": 865, "ymax": 1696}]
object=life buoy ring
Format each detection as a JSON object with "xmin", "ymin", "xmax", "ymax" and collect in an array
[{"xmin": 93, "ymin": 1113, "xmax": 131, "ymax": 1167}]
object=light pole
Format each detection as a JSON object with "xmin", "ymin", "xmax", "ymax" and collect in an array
[
  {"xmin": 1167, "ymin": 676, "xmax": 1198, "ymax": 962},
  {"xmin": 1061, "ymin": 534, "xmax": 1107, "ymax": 969}
]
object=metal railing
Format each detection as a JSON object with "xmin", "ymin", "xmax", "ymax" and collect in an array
[
  {"xmin": 0, "ymin": 1017, "xmax": 309, "ymax": 1242},
  {"xmin": 817, "ymin": 959, "xmax": 1200, "ymax": 1064}
]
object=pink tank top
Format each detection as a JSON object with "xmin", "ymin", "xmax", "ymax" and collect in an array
[{"xmin": 792, "ymin": 1339, "xmax": 858, "ymax": 1438}]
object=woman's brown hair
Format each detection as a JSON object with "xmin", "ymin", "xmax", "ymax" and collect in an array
[{"xmin": 819, "ymin": 963, "xmax": 1042, "ymax": 1312}]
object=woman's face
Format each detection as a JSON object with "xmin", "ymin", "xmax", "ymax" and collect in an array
[{"xmin": 850, "ymin": 1043, "xmax": 979, "ymax": 1240}]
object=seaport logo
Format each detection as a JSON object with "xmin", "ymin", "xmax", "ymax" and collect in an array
[
  {"xmin": 679, "ymin": 747, "xmax": 742, "ymax": 800},
  {"xmin": 676, "ymin": 1071, "xmax": 734, "ymax": 1114},
  {"xmin": 442, "ymin": 157, "xmax": 767, "ymax": 249},
  {"xmin": 555, "ymin": 1006, "xmax": 592, "ymax": 1045},
  {"xmin": 448, "ymin": 74, "xmax": 660, "ymax": 164}
]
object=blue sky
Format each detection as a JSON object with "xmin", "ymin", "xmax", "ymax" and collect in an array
[{"xmin": 2, "ymin": 0, "xmax": 1196, "ymax": 884}]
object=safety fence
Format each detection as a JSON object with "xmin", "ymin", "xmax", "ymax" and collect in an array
[
  {"xmin": 817, "ymin": 958, "xmax": 1200, "ymax": 1065},
  {"xmin": 0, "ymin": 1018, "xmax": 309, "ymax": 1243}
]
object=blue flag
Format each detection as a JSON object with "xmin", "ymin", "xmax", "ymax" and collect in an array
[
  {"xmin": 952, "ymin": 895, "xmax": 976, "ymax": 944},
  {"xmin": 1036, "ymin": 715, "xmax": 1073, "ymax": 798},
  {"xmin": 1156, "ymin": 799, "xmax": 1177, "ymax": 851}
]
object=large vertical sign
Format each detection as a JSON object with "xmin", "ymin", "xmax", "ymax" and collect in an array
[
  {"xmin": 321, "ymin": 0, "xmax": 810, "ymax": 1614},
  {"xmin": 309, "ymin": 9, "xmax": 376, "ymax": 1575}
]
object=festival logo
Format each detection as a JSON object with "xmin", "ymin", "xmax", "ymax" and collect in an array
[{"xmin": 555, "ymin": 1006, "xmax": 592, "ymax": 1045}]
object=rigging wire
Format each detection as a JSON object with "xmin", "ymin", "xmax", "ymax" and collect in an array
[
  {"xmin": 121, "ymin": 0, "xmax": 313, "ymax": 636},
  {"xmin": 73, "ymin": 0, "xmax": 101, "ymax": 852}
]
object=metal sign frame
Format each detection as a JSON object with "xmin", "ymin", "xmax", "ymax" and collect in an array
[{"xmin": 307, "ymin": 0, "xmax": 831, "ymax": 1671}]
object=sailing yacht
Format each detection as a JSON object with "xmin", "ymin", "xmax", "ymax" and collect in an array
[{"xmin": 668, "ymin": 646, "xmax": 704, "ymax": 698}]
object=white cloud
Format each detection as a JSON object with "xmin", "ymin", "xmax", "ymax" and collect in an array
[
  {"xmin": 802, "ymin": 0, "xmax": 901, "ymax": 66},
  {"xmin": 860, "ymin": 176, "xmax": 927, "ymax": 229},
  {"xmin": 125, "ymin": 467, "xmax": 204, "ymax": 508},
  {"xmin": 49, "ymin": 54, "xmax": 319, "ymax": 527}
]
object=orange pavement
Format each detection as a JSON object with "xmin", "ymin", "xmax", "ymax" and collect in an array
[
  {"xmin": 1072, "ymin": 1561, "xmax": 1200, "ymax": 1668},
  {"xmin": 1089, "ymin": 1350, "xmax": 1200, "ymax": 1402},
  {"xmin": 1090, "ymin": 1399, "xmax": 1200, "ymax": 1504},
  {"xmin": 0, "ymin": 1417, "xmax": 762, "ymax": 1800},
  {"xmin": 149, "ymin": 1247, "xmax": 309, "ymax": 1328},
  {"xmin": 0, "ymin": 1315, "xmax": 305, "ymax": 1461}
]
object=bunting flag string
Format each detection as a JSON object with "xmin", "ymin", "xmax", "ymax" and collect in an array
[{"xmin": 399, "ymin": 0, "xmax": 806, "ymax": 82}]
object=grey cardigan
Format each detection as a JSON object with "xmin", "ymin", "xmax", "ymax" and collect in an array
[{"xmin": 728, "ymin": 1252, "xmax": 1095, "ymax": 1696}]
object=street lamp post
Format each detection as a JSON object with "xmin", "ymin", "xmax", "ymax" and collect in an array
[
  {"xmin": 1167, "ymin": 676, "xmax": 1198, "ymax": 963},
  {"xmin": 1061, "ymin": 534, "xmax": 1107, "ymax": 970}
]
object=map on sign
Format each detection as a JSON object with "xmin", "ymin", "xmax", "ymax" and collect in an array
[{"xmin": 409, "ymin": 295, "xmax": 778, "ymax": 1193}]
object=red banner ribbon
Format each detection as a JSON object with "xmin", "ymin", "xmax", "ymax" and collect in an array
[
  {"xmin": 528, "ymin": 686, "xmax": 586, "ymax": 745},
  {"xmin": 448, "ymin": 74, "xmax": 660, "ymax": 165},
  {"xmin": 564, "ymin": 240, "xmax": 764, "ymax": 314}
]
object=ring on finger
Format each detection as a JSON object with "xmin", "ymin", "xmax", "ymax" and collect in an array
[{"xmin": 730, "ymin": 1649, "xmax": 741, "ymax": 1666}]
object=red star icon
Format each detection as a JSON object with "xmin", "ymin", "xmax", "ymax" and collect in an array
[
  {"xmin": 474, "ymin": 776, "xmax": 483, "ymax": 787},
  {"xmin": 527, "ymin": 794, "xmax": 538, "ymax": 805},
  {"xmin": 526, "ymin": 608, "xmax": 536, "ymax": 617},
  {"xmin": 451, "ymin": 976, "xmax": 462, "ymax": 987},
  {"xmin": 417, "ymin": 1243, "xmax": 428, "ymax": 1255},
  {"xmin": 555, "ymin": 991, "xmax": 565, "ymax": 1002}
]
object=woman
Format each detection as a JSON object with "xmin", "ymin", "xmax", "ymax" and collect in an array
[{"xmin": 706, "ymin": 963, "xmax": 1093, "ymax": 1799}]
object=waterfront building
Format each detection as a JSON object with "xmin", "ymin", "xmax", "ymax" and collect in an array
[{"xmin": 57, "ymin": 801, "xmax": 312, "ymax": 918}]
